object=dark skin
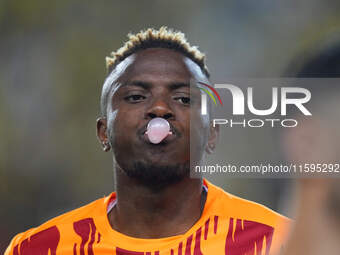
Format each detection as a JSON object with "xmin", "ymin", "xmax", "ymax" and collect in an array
[{"xmin": 97, "ymin": 48, "xmax": 218, "ymax": 238}]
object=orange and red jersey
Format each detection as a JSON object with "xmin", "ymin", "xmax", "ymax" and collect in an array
[{"xmin": 5, "ymin": 179, "xmax": 290, "ymax": 255}]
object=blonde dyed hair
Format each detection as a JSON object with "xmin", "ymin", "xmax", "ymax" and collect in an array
[{"xmin": 105, "ymin": 26, "xmax": 210, "ymax": 77}]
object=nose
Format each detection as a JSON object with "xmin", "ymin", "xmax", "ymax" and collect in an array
[{"xmin": 146, "ymin": 99, "xmax": 174, "ymax": 120}]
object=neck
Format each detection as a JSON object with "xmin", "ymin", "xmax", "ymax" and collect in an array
[{"xmin": 108, "ymin": 165, "xmax": 205, "ymax": 238}]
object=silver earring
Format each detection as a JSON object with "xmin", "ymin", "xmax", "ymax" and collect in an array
[{"xmin": 103, "ymin": 141, "xmax": 111, "ymax": 152}]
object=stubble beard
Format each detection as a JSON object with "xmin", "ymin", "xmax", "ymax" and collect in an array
[{"xmin": 116, "ymin": 159, "xmax": 190, "ymax": 192}]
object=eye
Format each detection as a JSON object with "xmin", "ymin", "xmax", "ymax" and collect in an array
[
  {"xmin": 174, "ymin": 96, "xmax": 190, "ymax": 105},
  {"xmin": 124, "ymin": 94, "xmax": 146, "ymax": 103}
]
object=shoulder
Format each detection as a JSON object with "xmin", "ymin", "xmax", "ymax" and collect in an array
[
  {"xmin": 204, "ymin": 180, "xmax": 292, "ymax": 254},
  {"xmin": 205, "ymin": 179, "xmax": 291, "ymax": 227},
  {"xmin": 5, "ymin": 195, "xmax": 109, "ymax": 255}
]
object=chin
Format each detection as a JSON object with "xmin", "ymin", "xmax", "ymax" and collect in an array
[{"xmin": 123, "ymin": 160, "xmax": 190, "ymax": 191}]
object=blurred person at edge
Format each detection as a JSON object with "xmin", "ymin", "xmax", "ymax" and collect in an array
[
  {"xmin": 280, "ymin": 36, "xmax": 340, "ymax": 255},
  {"xmin": 6, "ymin": 27, "xmax": 290, "ymax": 255}
]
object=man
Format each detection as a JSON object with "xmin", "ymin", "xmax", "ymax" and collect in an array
[
  {"xmin": 6, "ymin": 27, "xmax": 289, "ymax": 255},
  {"xmin": 280, "ymin": 35, "xmax": 340, "ymax": 255}
]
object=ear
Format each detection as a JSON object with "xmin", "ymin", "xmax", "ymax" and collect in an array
[
  {"xmin": 205, "ymin": 121, "xmax": 219, "ymax": 154},
  {"xmin": 96, "ymin": 117, "xmax": 111, "ymax": 152}
]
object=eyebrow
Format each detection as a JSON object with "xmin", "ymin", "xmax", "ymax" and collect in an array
[
  {"xmin": 122, "ymin": 80, "xmax": 190, "ymax": 90},
  {"xmin": 122, "ymin": 80, "xmax": 152, "ymax": 90},
  {"xmin": 169, "ymin": 82, "xmax": 190, "ymax": 90}
]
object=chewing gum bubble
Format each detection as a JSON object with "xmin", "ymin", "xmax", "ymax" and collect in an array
[{"xmin": 145, "ymin": 118, "xmax": 172, "ymax": 144}]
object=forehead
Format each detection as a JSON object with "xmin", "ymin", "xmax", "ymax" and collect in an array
[{"xmin": 118, "ymin": 48, "xmax": 204, "ymax": 82}]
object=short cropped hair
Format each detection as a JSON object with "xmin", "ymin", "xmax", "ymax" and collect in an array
[{"xmin": 105, "ymin": 26, "xmax": 210, "ymax": 77}]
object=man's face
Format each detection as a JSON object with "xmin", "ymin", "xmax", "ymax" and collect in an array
[{"xmin": 98, "ymin": 48, "xmax": 213, "ymax": 187}]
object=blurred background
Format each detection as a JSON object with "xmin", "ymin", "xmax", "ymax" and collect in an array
[{"xmin": 1, "ymin": 0, "xmax": 340, "ymax": 251}]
